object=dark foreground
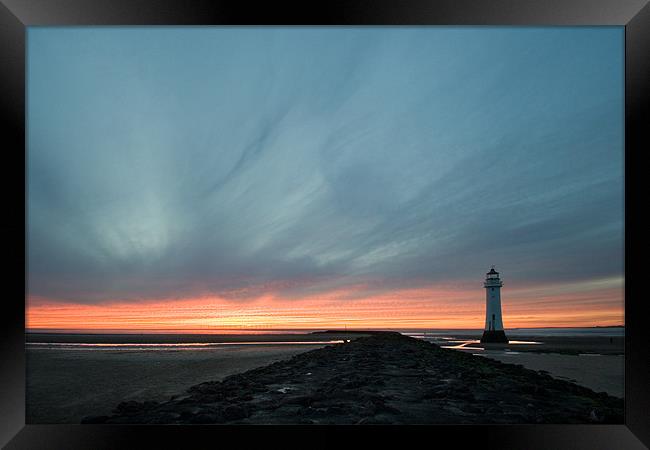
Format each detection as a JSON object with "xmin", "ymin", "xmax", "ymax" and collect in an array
[{"xmin": 85, "ymin": 332, "xmax": 623, "ymax": 424}]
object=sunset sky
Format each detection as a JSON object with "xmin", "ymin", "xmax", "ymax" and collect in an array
[{"xmin": 27, "ymin": 27, "xmax": 624, "ymax": 332}]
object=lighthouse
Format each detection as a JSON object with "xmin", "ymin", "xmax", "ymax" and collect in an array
[{"xmin": 480, "ymin": 266, "xmax": 509, "ymax": 343}]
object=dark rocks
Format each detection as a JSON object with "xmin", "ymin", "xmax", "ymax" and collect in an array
[
  {"xmin": 114, "ymin": 400, "xmax": 158, "ymax": 416},
  {"xmin": 223, "ymin": 404, "xmax": 250, "ymax": 421},
  {"xmin": 80, "ymin": 415, "xmax": 109, "ymax": 424},
  {"xmin": 281, "ymin": 395, "xmax": 313, "ymax": 407},
  {"xmin": 189, "ymin": 413, "xmax": 222, "ymax": 424},
  {"xmin": 88, "ymin": 332, "xmax": 624, "ymax": 424}
]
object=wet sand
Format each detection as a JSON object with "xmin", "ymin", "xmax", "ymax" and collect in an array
[
  {"xmin": 478, "ymin": 352, "xmax": 624, "ymax": 397},
  {"xmin": 421, "ymin": 333, "xmax": 624, "ymax": 397},
  {"xmin": 438, "ymin": 334, "xmax": 624, "ymax": 355},
  {"xmin": 26, "ymin": 332, "xmax": 363, "ymax": 344},
  {"xmin": 27, "ymin": 343, "xmax": 334, "ymax": 423}
]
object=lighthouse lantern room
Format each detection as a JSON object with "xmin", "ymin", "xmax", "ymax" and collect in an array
[{"xmin": 480, "ymin": 266, "xmax": 509, "ymax": 343}]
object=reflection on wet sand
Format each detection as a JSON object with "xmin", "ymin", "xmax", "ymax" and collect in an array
[{"xmin": 27, "ymin": 340, "xmax": 345, "ymax": 351}]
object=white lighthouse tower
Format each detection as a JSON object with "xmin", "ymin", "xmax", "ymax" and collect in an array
[{"xmin": 480, "ymin": 266, "xmax": 508, "ymax": 343}]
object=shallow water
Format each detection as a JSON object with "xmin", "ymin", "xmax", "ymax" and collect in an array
[{"xmin": 27, "ymin": 340, "xmax": 344, "ymax": 351}]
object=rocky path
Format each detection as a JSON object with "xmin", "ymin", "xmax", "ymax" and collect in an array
[{"xmin": 85, "ymin": 332, "xmax": 623, "ymax": 424}]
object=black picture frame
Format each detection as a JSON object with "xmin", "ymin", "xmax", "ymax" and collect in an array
[{"xmin": 1, "ymin": 0, "xmax": 648, "ymax": 448}]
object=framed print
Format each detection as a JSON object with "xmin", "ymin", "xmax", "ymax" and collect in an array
[{"xmin": 1, "ymin": 0, "xmax": 648, "ymax": 448}]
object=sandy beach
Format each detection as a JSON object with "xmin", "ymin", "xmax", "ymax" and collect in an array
[
  {"xmin": 478, "ymin": 352, "xmax": 624, "ymax": 397},
  {"xmin": 419, "ymin": 331, "xmax": 624, "ymax": 397},
  {"xmin": 26, "ymin": 333, "xmax": 361, "ymax": 423}
]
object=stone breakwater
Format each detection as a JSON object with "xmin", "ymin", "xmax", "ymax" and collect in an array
[{"xmin": 84, "ymin": 332, "xmax": 623, "ymax": 424}]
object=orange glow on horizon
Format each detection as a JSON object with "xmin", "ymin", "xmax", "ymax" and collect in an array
[{"xmin": 26, "ymin": 278, "xmax": 624, "ymax": 333}]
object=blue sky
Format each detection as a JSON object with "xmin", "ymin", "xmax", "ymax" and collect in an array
[{"xmin": 27, "ymin": 27, "xmax": 624, "ymax": 304}]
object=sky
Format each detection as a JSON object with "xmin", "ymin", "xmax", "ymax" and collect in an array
[{"xmin": 26, "ymin": 27, "xmax": 624, "ymax": 332}]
